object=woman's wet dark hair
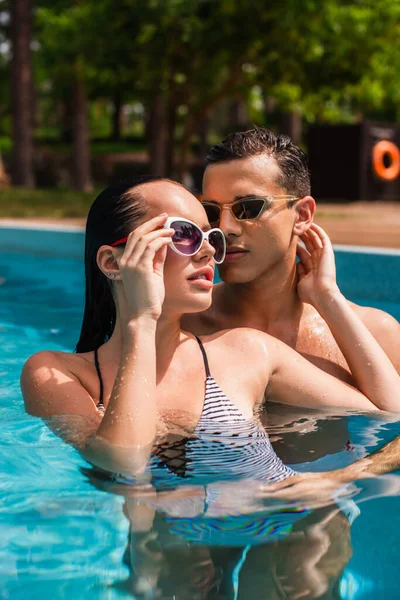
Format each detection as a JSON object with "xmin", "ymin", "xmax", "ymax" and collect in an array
[{"xmin": 76, "ymin": 176, "xmax": 176, "ymax": 353}]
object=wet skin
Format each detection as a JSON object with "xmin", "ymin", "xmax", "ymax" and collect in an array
[{"xmin": 182, "ymin": 154, "xmax": 400, "ymax": 386}]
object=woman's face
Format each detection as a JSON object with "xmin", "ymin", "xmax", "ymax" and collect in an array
[{"xmin": 142, "ymin": 181, "xmax": 218, "ymax": 316}]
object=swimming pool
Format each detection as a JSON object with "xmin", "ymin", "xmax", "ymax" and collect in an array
[{"xmin": 1, "ymin": 225, "xmax": 400, "ymax": 599}]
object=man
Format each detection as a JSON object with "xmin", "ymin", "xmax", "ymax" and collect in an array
[{"xmin": 183, "ymin": 127, "xmax": 400, "ymax": 384}]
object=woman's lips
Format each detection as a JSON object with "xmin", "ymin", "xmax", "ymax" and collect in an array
[
  {"xmin": 187, "ymin": 266, "xmax": 214, "ymax": 288},
  {"xmin": 188, "ymin": 278, "xmax": 213, "ymax": 289}
]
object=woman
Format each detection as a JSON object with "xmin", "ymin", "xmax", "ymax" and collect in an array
[{"xmin": 21, "ymin": 176, "xmax": 400, "ymax": 482}]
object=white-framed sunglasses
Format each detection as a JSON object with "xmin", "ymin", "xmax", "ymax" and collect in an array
[{"xmin": 163, "ymin": 216, "xmax": 226, "ymax": 264}]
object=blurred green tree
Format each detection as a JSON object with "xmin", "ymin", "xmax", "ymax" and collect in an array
[
  {"xmin": 36, "ymin": 0, "xmax": 95, "ymax": 191},
  {"xmin": 249, "ymin": 0, "xmax": 400, "ymax": 139},
  {"xmin": 6, "ymin": 0, "xmax": 400, "ymax": 187}
]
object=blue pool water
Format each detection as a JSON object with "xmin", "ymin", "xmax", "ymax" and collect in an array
[{"xmin": 1, "ymin": 235, "xmax": 400, "ymax": 599}]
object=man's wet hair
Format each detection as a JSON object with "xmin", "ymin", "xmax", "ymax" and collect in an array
[{"xmin": 205, "ymin": 127, "xmax": 311, "ymax": 198}]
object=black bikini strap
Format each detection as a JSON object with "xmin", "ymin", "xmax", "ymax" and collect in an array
[
  {"xmin": 195, "ymin": 336, "xmax": 211, "ymax": 378},
  {"xmin": 94, "ymin": 347, "xmax": 104, "ymax": 408}
]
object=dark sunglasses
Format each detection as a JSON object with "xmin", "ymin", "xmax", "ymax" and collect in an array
[
  {"xmin": 111, "ymin": 217, "xmax": 226, "ymax": 264},
  {"xmin": 202, "ymin": 195, "xmax": 298, "ymax": 226}
]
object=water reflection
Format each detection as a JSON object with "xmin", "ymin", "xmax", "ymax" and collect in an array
[
  {"xmin": 85, "ymin": 470, "xmax": 356, "ymax": 600},
  {"xmin": 3, "ymin": 411, "xmax": 400, "ymax": 598},
  {"xmin": 264, "ymin": 402, "xmax": 400, "ymax": 469}
]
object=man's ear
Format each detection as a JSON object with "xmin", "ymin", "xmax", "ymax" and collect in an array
[
  {"xmin": 293, "ymin": 196, "xmax": 316, "ymax": 236},
  {"xmin": 96, "ymin": 245, "xmax": 121, "ymax": 280}
]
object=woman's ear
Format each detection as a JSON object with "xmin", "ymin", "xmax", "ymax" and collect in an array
[
  {"xmin": 293, "ymin": 196, "xmax": 316, "ymax": 236},
  {"xmin": 96, "ymin": 245, "xmax": 121, "ymax": 280}
]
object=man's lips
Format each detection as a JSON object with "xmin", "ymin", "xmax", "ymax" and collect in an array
[
  {"xmin": 224, "ymin": 247, "xmax": 249, "ymax": 263},
  {"xmin": 225, "ymin": 246, "xmax": 248, "ymax": 254}
]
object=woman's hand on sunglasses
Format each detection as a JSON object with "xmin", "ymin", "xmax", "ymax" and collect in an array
[
  {"xmin": 296, "ymin": 223, "xmax": 339, "ymax": 309},
  {"xmin": 116, "ymin": 214, "xmax": 174, "ymax": 323}
]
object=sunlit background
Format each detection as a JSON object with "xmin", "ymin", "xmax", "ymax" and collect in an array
[{"xmin": 2, "ymin": 0, "xmax": 400, "ymax": 218}]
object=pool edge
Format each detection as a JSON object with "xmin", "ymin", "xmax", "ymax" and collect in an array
[{"xmin": 1, "ymin": 222, "xmax": 400, "ymax": 257}]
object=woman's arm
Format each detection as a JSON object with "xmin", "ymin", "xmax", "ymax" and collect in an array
[
  {"xmin": 83, "ymin": 317, "xmax": 158, "ymax": 475},
  {"xmin": 22, "ymin": 214, "xmax": 174, "ymax": 476},
  {"xmin": 295, "ymin": 224, "xmax": 400, "ymax": 411}
]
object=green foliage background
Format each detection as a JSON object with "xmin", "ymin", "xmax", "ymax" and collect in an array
[{"xmin": 3, "ymin": 0, "xmax": 400, "ymax": 172}]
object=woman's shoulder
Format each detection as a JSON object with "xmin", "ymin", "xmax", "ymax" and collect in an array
[
  {"xmin": 203, "ymin": 326, "xmax": 272, "ymax": 342},
  {"xmin": 200, "ymin": 327, "xmax": 273, "ymax": 356},
  {"xmin": 22, "ymin": 349, "xmax": 91, "ymax": 378},
  {"xmin": 21, "ymin": 349, "xmax": 98, "ymax": 417},
  {"xmin": 197, "ymin": 329, "xmax": 273, "ymax": 388}
]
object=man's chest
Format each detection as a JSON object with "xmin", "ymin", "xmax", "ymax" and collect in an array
[
  {"xmin": 273, "ymin": 316, "xmax": 354, "ymax": 383},
  {"xmin": 194, "ymin": 302, "xmax": 356, "ymax": 383},
  {"xmin": 212, "ymin": 309, "xmax": 354, "ymax": 384}
]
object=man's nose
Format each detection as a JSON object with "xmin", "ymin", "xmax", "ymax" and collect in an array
[{"xmin": 219, "ymin": 206, "xmax": 242, "ymax": 237}]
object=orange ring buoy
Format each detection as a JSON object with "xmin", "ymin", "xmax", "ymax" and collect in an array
[{"xmin": 372, "ymin": 140, "xmax": 400, "ymax": 181}]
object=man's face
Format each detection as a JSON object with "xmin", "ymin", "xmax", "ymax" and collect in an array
[{"xmin": 202, "ymin": 154, "xmax": 301, "ymax": 283}]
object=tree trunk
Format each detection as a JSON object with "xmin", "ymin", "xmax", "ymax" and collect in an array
[
  {"xmin": 71, "ymin": 74, "xmax": 93, "ymax": 192},
  {"xmin": 0, "ymin": 153, "xmax": 9, "ymax": 185},
  {"xmin": 147, "ymin": 94, "xmax": 167, "ymax": 176},
  {"xmin": 177, "ymin": 115, "xmax": 195, "ymax": 183},
  {"xmin": 279, "ymin": 111, "xmax": 302, "ymax": 145},
  {"xmin": 264, "ymin": 95, "xmax": 276, "ymax": 114},
  {"xmin": 61, "ymin": 95, "xmax": 74, "ymax": 143},
  {"xmin": 262, "ymin": 93, "xmax": 276, "ymax": 127},
  {"xmin": 111, "ymin": 91, "xmax": 123, "ymax": 141},
  {"xmin": 165, "ymin": 100, "xmax": 178, "ymax": 178},
  {"xmin": 10, "ymin": 0, "xmax": 35, "ymax": 187},
  {"xmin": 229, "ymin": 99, "xmax": 248, "ymax": 130},
  {"xmin": 197, "ymin": 117, "xmax": 209, "ymax": 160}
]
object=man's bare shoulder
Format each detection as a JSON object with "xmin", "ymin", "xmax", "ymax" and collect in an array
[
  {"xmin": 349, "ymin": 300, "xmax": 400, "ymax": 333},
  {"xmin": 349, "ymin": 300, "xmax": 400, "ymax": 370},
  {"xmin": 182, "ymin": 282, "xmax": 227, "ymax": 335}
]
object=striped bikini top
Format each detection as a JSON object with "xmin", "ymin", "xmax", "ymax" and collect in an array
[
  {"xmin": 93, "ymin": 338, "xmax": 295, "ymax": 485},
  {"xmin": 151, "ymin": 337, "xmax": 295, "ymax": 485}
]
